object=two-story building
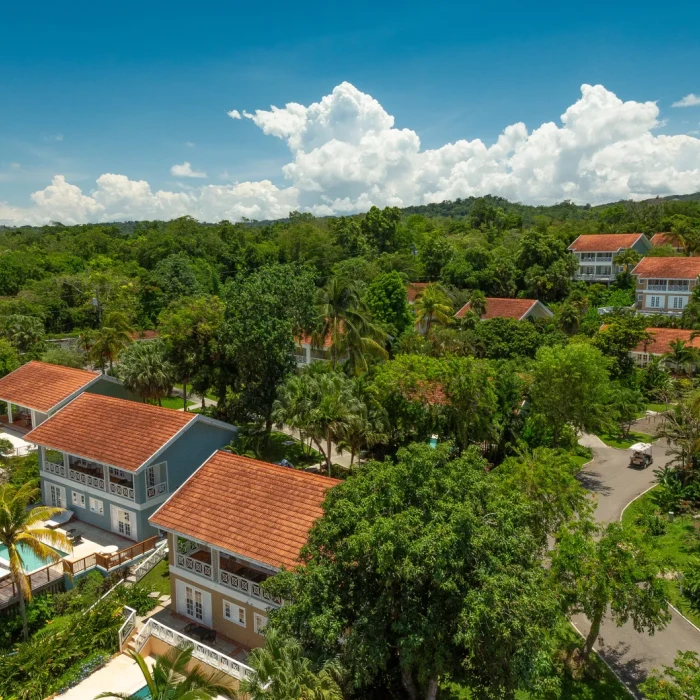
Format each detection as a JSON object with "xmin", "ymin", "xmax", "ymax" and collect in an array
[
  {"xmin": 0, "ymin": 360, "xmax": 134, "ymax": 433},
  {"xmin": 631, "ymin": 257, "xmax": 700, "ymax": 315},
  {"xmin": 294, "ymin": 333, "xmax": 333, "ymax": 367},
  {"xmin": 568, "ymin": 233, "xmax": 652, "ymax": 283},
  {"xmin": 627, "ymin": 327, "xmax": 700, "ymax": 368},
  {"xmin": 454, "ymin": 297, "xmax": 553, "ymax": 321},
  {"xmin": 149, "ymin": 451, "xmax": 339, "ymax": 649},
  {"xmin": 26, "ymin": 393, "xmax": 238, "ymax": 541}
]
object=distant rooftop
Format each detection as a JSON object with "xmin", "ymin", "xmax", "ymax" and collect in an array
[
  {"xmin": 455, "ymin": 297, "xmax": 546, "ymax": 320},
  {"xmin": 568, "ymin": 233, "xmax": 645, "ymax": 252},
  {"xmin": 632, "ymin": 257, "xmax": 700, "ymax": 279}
]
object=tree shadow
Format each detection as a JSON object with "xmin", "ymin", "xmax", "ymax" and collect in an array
[
  {"xmin": 597, "ymin": 638, "xmax": 648, "ymax": 695},
  {"xmin": 577, "ymin": 469, "xmax": 613, "ymax": 496}
]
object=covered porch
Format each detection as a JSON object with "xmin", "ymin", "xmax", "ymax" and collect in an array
[{"xmin": 0, "ymin": 401, "xmax": 34, "ymax": 434}]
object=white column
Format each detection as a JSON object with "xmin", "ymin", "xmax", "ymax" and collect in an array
[
  {"xmin": 7, "ymin": 402, "xmax": 12, "ymax": 424},
  {"xmin": 305, "ymin": 344, "xmax": 311, "ymax": 364}
]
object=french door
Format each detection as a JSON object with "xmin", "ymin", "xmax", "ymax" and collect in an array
[
  {"xmin": 175, "ymin": 580, "xmax": 212, "ymax": 627},
  {"xmin": 110, "ymin": 506, "xmax": 137, "ymax": 540},
  {"xmin": 46, "ymin": 483, "xmax": 65, "ymax": 508}
]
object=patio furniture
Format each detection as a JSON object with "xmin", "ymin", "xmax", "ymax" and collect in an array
[
  {"xmin": 184, "ymin": 623, "xmax": 215, "ymax": 644},
  {"xmin": 100, "ymin": 545, "xmax": 119, "ymax": 555},
  {"xmin": 67, "ymin": 530, "xmax": 83, "ymax": 545},
  {"xmin": 46, "ymin": 509, "xmax": 73, "ymax": 529}
]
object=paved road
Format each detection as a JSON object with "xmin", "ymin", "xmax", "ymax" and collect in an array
[{"xmin": 575, "ymin": 417, "xmax": 700, "ymax": 696}]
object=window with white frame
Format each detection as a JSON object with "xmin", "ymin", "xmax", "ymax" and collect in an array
[
  {"xmin": 89, "ymin": 497, "xmax": 103, "ymax": 515},
  {"xmin": 71, "ymin": 491, "xmax": 86, "ymax": 509},
  {"xmin": 648, "ymin": 296, "xmax": 663, "ymax": 308},
  {"xmin": 145, "ymin": 462, "xmax": 167, "ymax": 498},
  {"xmin": 185, "ymin": 585, "xmax": 204, "ymax": 621},
  {"xmin": 672, "ymin": 296, "xmax": 686, "ymax": 309},
  {"xmin": 254, "ymin": 613, "xmax": 268, "ymax": 634},
  {"xmin": 223, "ymin": 600, "xmax": 246, "ymax": 627}
]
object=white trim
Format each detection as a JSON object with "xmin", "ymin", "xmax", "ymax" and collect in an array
[
  {"xmin": 253, "ymin": 612, "xmax": 268, "ymax": 635},
  {"xmin": 40, "ymin": 472, "xmax": 141, "ymax": 509},
  {"xmin": 223, "ymin": 599, "xmax": 247, "ymax": 627},
  {"xmin": 110, "ymin": 504, "xmax": 137, "ymax": 541},
  {"xmin": 170, "ymin": 565, "xmax": 273, "ymax": 613}
]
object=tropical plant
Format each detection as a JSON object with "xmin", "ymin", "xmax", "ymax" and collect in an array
[
  {"xmin": 272, "ymin": 373, "xmax": 318, "ymax": 454},
  {"xmin": 657, "ymin": 395, "xmax": 700, "ymax": 480},
  {"xmin": 315, "ymin": 276, "xmax": 388, "ymax": 374},
  {"xmin": 240, "ymin": 628, "xmax": 345, "ymax": 700},
  {"xmin": 664, "ymin": 339, "xmax": 700, "ymax": 377},
  {"xmin": 413, "ymin": 283, "xmax": 453, "ymax": 336},
  {"xmin": 0, "ymin": 482, "xmax": 71, "ymax": 640},
  {"xmin": 557, "ymin": 303, "xmax": 580, "ymax": 335},
  {"xmin": 119, "ymin": 339, "xmax": 176, "ymax": 405},
  {"xmin": 0, "ymin": 314, "xmax": 46, "ymax": 355},
  {"xmin": 613, "ymin": 248, "xmax": 641, "ymax": 282},
  {"xmin": 95, "ymin": 645, "xmax": 237, "ymax": 699},
  {"xmin": 640, "ymin": 650, "xmax": 700, "ymax": 699},
  {"xmin": 467, "ymin": 289, "xmax": 487, "ymax": 318},
  {"xmin": 88, "ymin": 311, "xmax": 133, "ymax": 373}
]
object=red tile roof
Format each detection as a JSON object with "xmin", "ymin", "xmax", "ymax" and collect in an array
[
  {"xmin": 650, "ymin": 232, "xmax": 682, "ymax": 248},
  {"xmin": 0, "ymin": 361, "xmax": 98, "ymax": 413},
  {"xmin": 26, "ymin": 393, "xmax": 194, "ymax": 471},
  {"xmin": 568, "ymin": 233, "xmax": 645, "ymax": 252},
  {"xmin": 407, "ymin": 282, "xmax": 429, "ymax": 303},
  {"xmin": 632, "ymin": 257, "xmax": 700, "ymax": 280},
  {"xmin": 130, "ymin": 330, "xmax": 159, "ymax": 341},
  {"xmin": 455, "ymin": 297, "xmax": 539, "ymax": 320},
  {"xmin": 150, "ymin": 451, "xmax": 340, "ymax": 570},
  {"xmin": 632, "ymin": 328, "xmax": 700, "ymax": 355},
  {"xmin": 404, "ymin": 379, "xmax": 448, "ymax": 406}
]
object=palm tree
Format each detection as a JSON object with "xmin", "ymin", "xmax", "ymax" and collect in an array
[
  {"xmin": 272, "ymin": 373, "xmax": 318, "ymax": 454},
  {"xmin": 468, "ymin": 290, "xmax": 487, "ymax": 319},
  {"xmin": 308, "ymin": 373, "xmax": 364, "ymax": 475},
  {"xmin": 89, "ymin": 311, "xmax": 133, "ymax": 373},
  {"xmin": 558, "ymin": 303, "xmax": 580, "ymax": 335},
  {"xmin": 0, "ymin": 482, "xmax": 71, "ymax": 641},
  {"xmin": 664, "ymin": 339, "xmax": 700, "ymax": 377},
  {"xmin": 96, "ymin": 646, "xmax": 237, "ymax": 699},
  {"xmin": 414, "ymin": 283, "xmax": 453, "ymax": 336},
  {"xmin": 613, "ymin": 248, "xmax": 641, "ymax": 277},
  {"xmin": 315, "ymin": 277, "xmax": 388, "ymax": 374},
  {"xmin": 120, "ymin": 339, "xmax": 176, "ymax": 404},
  {"xmin": 240, "ymin": 628, "xmax": 344, "ymax": 700}
]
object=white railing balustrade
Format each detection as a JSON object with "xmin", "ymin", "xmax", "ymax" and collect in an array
[
  {"xmin": 146, "ymin": 482, "xmax": 167, "ymax": 499},
  {"xmin": 134, "ymin": 618, "xmax": 256, "ymax": 681},
  {"xmin": 119, "ymin": 606, "xmax": 137, "ymax": 650},
  {"xmin": 646, "ymin": 284, "xmax": 667, "ymax": 291},
  {"xmin": 176, "ymin": 552, "xmax": 212, "ymax": 578},
  {"xmin": 669, "ymin": 284, "xmax": 690, "ymax": 292},
  {"xmin": 44, "ymin": 461, "xmax": 66, "ymax": 478},
  {"xmin": 219, "ymin": 570, "xmax": 281, "ymax": 607},
  {"xmin": 110, "ymin": 483, "xmax": 135, "ymax": 500},
  {"xmin": 69, "ymin": 468, "xmax": 105, "ymax": 490},
  {"xmin": 133, "ymin": 540, "xmax": 168, "ymax": 581}
]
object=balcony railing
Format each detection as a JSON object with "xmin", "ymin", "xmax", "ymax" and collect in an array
[
  {"xmin": 646, "ymin": 284, "xmax": 667, "ymax": 291},
  {"xmin": 44, "ymin": 461, "xmax": 67, "ymax": 478},
  {"xmin": 69, "ymin": 468, "xmax": 105, "ymax": 491},
  {"xmin": 110, "ymin": 482, "xmax": 135, "ymax": 500},
  {"xmin": 63, "ymin": 536, "xmax": 158, "ymax": 577},
  {"xmin": 575, "ymin": 273, "xmax": 615, "ymax": 280},
  {"xmin": 176, "ymin": 552, "xmax": 212, "ymax": 578},
  {"xmin": 134, "ymin": 618, "xmax": 256, "ymax": 681},
  {"xmin": 669, "ymin": 284, "xmax": 690, "ymax": 292},
  {"xmin": 219, "ymin": 569, "xmax": 281, "ymax": 607},
  {"xmin": 146, "ymin": 481, "xmax": 167, "ymax": 499},
  {"xmin": 294, "ymin": 353, "xmax": 308, "ymax": 364}
]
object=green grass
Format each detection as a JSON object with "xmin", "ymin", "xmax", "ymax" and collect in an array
[
  {"xmin": 646, "ymin": 402, "xmax": 671, "ymax": 414},
  {"xmin": 258, "ymin": 431, "xmax": 323, "ymax": 467},
  {"xmin": 158, "ymin": 396, "xmax": 196, "ymax": 410},
  {"xmin": 443, "ymin": 623, "xmax": 630, "ymax": 699},
  {"xmin": 138, "ymin": 559, "xmax": 171, "ymax": 596},
  {"xmin": 622, "ymin": 487, "xmax": 700, "ymax": 627},
  {"xmin": 596, "ymin": 431, "xmax": 654, "ymax": 450},
  {"xmin": 174, "ymin": 383, "xmax": 217, "ymax": 401}
]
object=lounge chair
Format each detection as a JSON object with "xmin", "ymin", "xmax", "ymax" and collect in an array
[{"xmin": 46, "ymin": 509, "xmax": 73, "ymax": 529}]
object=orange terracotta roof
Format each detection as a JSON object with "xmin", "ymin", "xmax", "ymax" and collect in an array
[
  {"xmin": 632, "ymin": 257, "xmax": 700, "ymax": 280},
  {"xmin": 297, "ymin": 332, "xmax": 334, "ymax": 348},
  {"xmin": 407, "ymin": 282, "xmax": 429, "ymax": 303},
  {"xmin": 26, "ymin": 393, "xmax": 194, "ymax": 471},
  {"xmin": 568, "ymin": 233, "xmax": 644, "ymax": 252},
  {"xmin": 650, "ymin": 232, "xmax": 683, "ymax": 248},
  {"xmin": 130, "ymin": 330, "xmax": 159, "ymax": 341},
  {"xmin": 403, "ymin": 379, "xmax": 448, "ymax": 406},
  {"xmin": 0, "ymin": 361, "xmax": 98, "ymax": 413},
  {"xmin": 455, "ymin": 297, "xmax": 539, "ymax": 320},
  {"xmin": 150, "ymin": 451, "xmax": 340, "ymax": 570},
  {"xmin": 632, "ymin": 328, "xmax": 700, "ymax": 355}
]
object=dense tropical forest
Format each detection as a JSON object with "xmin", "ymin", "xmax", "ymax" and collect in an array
[{"xmin": 4, "ymin": 195, "xmax": 700, "ymax": 698}]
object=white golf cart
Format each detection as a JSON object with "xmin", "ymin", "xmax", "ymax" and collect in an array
[{"xmin": 628, "ymin": 442, "xmax": 653, "ymax": 469}]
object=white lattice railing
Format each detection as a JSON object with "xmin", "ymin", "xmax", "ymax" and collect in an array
[
  {"xmin": 110, "ymin": 482, "xmax": 135, "ymax": 500},
  {"xmin": 176, "ymin": 552, "xmax": 212, "ymax": 578},
  {"xmin": 44, "ymin": 461, "xmax": 66, "ymax": 478},
  {"xmin": 133, "ymin": 540, "xmax": 168, "ymax": 581},
  {"xmin": 119, "ymin": 606, "xmax": 137, "ymax": 650},
  {"xmin": 219, "ymin": 570, "xmax": 281, "ymax": 607},
  {"xmin": 146, "ymin": 481, "xmax": 167, "ymax": 499},
  {"xmin": 133, "ymin": 618, "xmax": 256, "ymax": 681},
  {"xmin": 69, "ymin": 468, "xmax": 105, "ymax": 490}
]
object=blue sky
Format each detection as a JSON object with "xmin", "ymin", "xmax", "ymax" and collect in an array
[{"xmin": 2, "ymin": 0, "xmax": 700, "ymax": 223}]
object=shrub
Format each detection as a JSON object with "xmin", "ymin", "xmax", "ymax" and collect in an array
[
  {"xmin": 0, "ymin": 594, "xmax": 55, "ymax": 650},
  {"xmin": 115, "ymin": 582, "xmax": 158, "ymax": 615},
  {"xmin": 683, "ymin": 560, "xmax": 700, "ymax": 611}
]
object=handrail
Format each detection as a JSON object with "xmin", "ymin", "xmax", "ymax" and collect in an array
[
  {"xmin": 119, "ymin": 606, "xmax": 137, "ymax": 650},
  {"xmin": 0, "ymin": 562, "xmax": 63, "ymax": 605},
  {"xmin": 63, "ymin": 536, "xmax": 158, "ymax": 577},
  {"xmin": 133, "ymin": 540, "xmax": 168, "ymax": 581},
  {"xmin": 134, "ymin": 618, "xmax": 256, "ymax": 681}
]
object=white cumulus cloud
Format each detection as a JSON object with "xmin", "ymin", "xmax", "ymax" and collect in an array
[
  {"xmin": 3, "ymin": 82, "xmax": 700, "ymax": 226},
  {"xmin": 227, "ymin": 109, "xmax": 242, "ymax": 120},
  {"xmin": 673, "ymin": 94, "xmax": 700, "ymax": 108},
  {"xmin": 170, "ymin": 162, "xmax": 207, "ymax": 178}
]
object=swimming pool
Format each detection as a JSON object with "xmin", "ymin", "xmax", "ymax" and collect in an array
[
  {"xmin": 132, "ymin": 687, "xmax": 150, "ymax": 698},
  {"xmin": 0, "ymin": 543, "xmax": 67, "ymax": 573}
]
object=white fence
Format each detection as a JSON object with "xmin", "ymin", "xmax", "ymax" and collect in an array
[{"xmin": 132, "ymin": 540, "xmax": 168, "ymax": 582}]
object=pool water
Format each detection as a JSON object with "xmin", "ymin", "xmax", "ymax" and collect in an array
[
  {"xmin": 0, "ymin": 543, "xmax": 67, "ymax": 572},
  {"xmin": 133, "ymin": 687, "xmax": 150, "ymax": 698}
]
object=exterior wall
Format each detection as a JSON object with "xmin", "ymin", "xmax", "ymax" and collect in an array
[
  {"xmin": 170, "ymin": 570, "xmax": 266, "ymax": 649},
  {"xmin": 84, "ymin": 376, "xmax": 140, "ymax": 403},
  {"xmin": 634, "ymin": 277, "xmax": 697, "ymax": 314},
  {"xmin": 524, "ymin": 304, "xmax": 553, "ymax": 321}
]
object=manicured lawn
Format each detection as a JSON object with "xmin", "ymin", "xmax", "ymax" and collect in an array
[
  {"xmin": 443, "ymin": 623, "xmax": 630, "ymax": 699},
  {"xmin": 647, "ymin": 402, "xmax": 671, "ymax": 414},
  {"xmin": 174, "ymin": 383, "xmax": 217, "ymax": 401},
  {"xmin": 138, "ymin": 559, "xmax": 171, "ymax": 596},
  {"xmin": 622, "ymin": 488, "xmax": 700, "ymax": 627},
  {"xmin": 159, "ymin": 395, "xmax": 196, "ymax": 410},
  {"xmin": 596, "ymin": 431, "xmax": 654, "ymax": 450},
  {"xmin": 259, "ymin": 431, "xmax": 323, "ymax": 467}
]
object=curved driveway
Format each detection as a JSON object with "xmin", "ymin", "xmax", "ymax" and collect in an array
[{"xmin": 574, "ymin": 416, "xmax": 700, "ymax": 696}]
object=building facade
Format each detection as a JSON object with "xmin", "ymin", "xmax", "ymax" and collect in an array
[
  {"xmin": 27, "ymin": 394, "xmax": 237, "ymax": 541},
  {"xmin": 568, "ymin": 233, "xmax": 651, "ymax": 283},
  {"xmin": 631, "ymin": 258, "xmax": 700, "ymax": 315}
]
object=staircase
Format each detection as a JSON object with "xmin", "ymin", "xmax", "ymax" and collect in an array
[{"xmin": 126, "ymin": 539, "xmax": 168, "ymax": 583}]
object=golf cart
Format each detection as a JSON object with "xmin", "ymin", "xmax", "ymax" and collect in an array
[{"xmin": 628, "ymin": 442, "xmax": 653, "ymax": 469}]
